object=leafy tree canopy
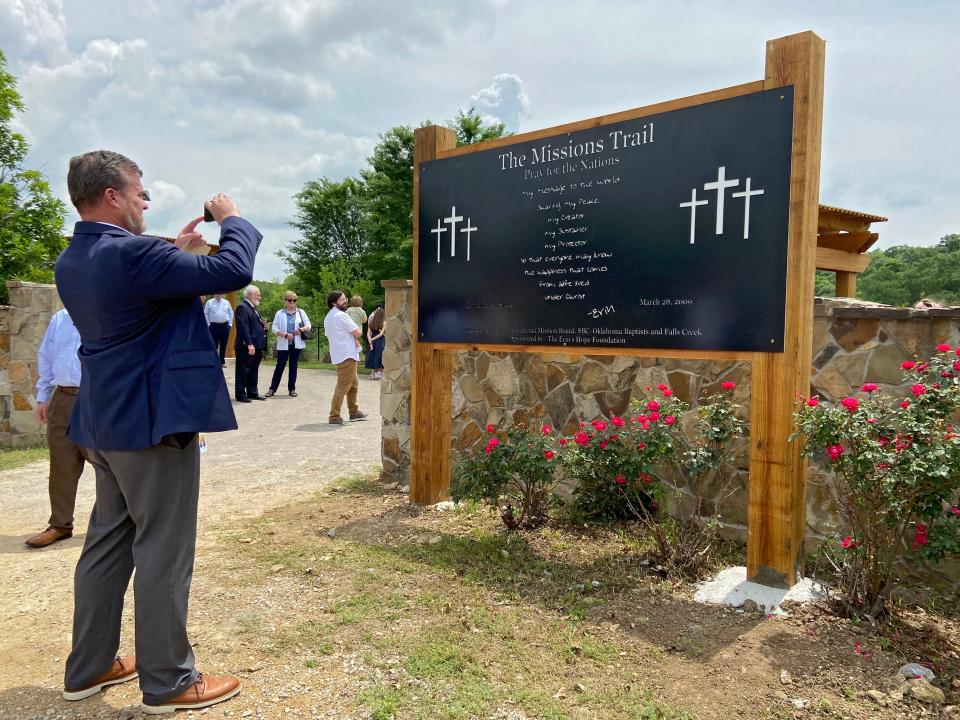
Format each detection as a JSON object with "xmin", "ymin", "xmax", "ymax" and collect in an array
[
  {"xmin": 280, "ymin": 108, "xmax": 508, "ymax": 312},
  {"xmin": 857, "ymin": 234, "xmax": 960, "ymax": 306},
  {"xmin": 0, "ymin": 49, "xmax": 67, "ymax": 304}
]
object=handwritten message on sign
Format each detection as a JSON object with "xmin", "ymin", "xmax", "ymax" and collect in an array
[{"xmin": 418, "ymin": 87, "xmax": 794, "ymax": 352}]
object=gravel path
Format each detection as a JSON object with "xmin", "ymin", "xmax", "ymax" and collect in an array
[{"xmin": 0, "ymin": 364, "xmax": 382, "ymax": 718}]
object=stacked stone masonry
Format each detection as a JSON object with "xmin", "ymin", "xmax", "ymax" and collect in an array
[
  {"xmin": 0, "ymin": 282, "xmax": 61, "ymax": 448},
  {"xmin": 380, "ymin": 283, "xmax": 960, "ymax": 549}
]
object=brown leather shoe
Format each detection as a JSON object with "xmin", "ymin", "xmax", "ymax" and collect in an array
[
  {"xmin": 63, "ymin": 655, "xmax": 137, "ymax": 700},
  {"xmin": 25, "ymin": 526, "xmax": 72, "ymax": 548},
  {"xmin": 141, "ymin": 673, "xmax": 241, "ymax": 715}
]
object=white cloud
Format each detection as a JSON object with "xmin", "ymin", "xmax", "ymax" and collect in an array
[
  {"xmin": 469, "ymin": 73, "xmax": 532, "ymax": 132},
  {"xmin": 0, "ymin": 0, "xmax": 69, "ymax": 65}
]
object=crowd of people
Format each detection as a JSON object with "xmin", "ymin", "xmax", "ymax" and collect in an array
[{"xmin": 21, "ymin": 148, "xmax": 386, "ymax": 715}]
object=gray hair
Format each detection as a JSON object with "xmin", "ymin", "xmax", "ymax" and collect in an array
[
  {"xmin": 244, "ymin": 285, "xmax": 259, "ymax": 298},
  {"xmin": 67, "ymin": 150, "xmax": 142, "ymax": 211}
]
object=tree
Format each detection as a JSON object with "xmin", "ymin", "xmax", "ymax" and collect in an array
[
  {"xmin": 0, "ymin": 49, "xmax": 67, "ymax": 304},
  {"xmin": 281, "ymin": 110, "xmax": 509, "ymax": 310},
  {"xmin": 857, "ymin": 235, "xmax": 960, "ymax": 307}
]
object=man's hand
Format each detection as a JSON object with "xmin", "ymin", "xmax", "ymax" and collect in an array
[
  {"xmin": 36, "ymin": 403, "xmax": 49, "ymax": 424},
  {"xmin": 205, "ymin": 193, "xmax": 240, "ymax": 225},
  {"xmin": 174, "ymin": 217, "xmax": 205, "ymax": 253},
  {"xmin": 247, "ymin": 344, "xmax": 255, "ymax": 356}
]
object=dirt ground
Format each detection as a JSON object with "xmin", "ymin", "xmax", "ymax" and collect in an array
[{"xmin": 1, "ymin": 364, "xmax": 958, "ymax": 720}]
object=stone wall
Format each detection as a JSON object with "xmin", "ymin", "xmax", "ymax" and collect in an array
[
  {"xmin": 0, "ymin": 282, "xmax": 62, "ymax": 448},
  {"xmin": 379, "ymin": 283, "xmax": 960, "ymax": 545}
]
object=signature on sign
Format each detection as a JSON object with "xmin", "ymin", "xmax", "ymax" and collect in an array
[{"xmin": 587, "ymin": 305, "xmax": 615, "ymax": 319}]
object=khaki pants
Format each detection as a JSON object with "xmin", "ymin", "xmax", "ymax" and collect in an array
[
  {"xmin": 47, "ymin": 387, "xmax": 87, "ymax": 530},
  {"xmin": 329, "ymin": 358, "xmax": 359, "ymax": 421}
]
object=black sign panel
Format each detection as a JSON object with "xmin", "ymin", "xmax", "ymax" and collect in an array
[{"xmin": 418, "ymin": 87, "xmax": 794, "ymax": 352}]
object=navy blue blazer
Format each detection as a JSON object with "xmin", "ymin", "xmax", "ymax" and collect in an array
[
  {"xmin": 234, "ymin": 300, "xmax": 267, "ymax": 350},
  {"xmin": 55, "ymin": 217, "xmax": 262, "ymax": 451}
]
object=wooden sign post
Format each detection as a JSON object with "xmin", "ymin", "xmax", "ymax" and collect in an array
[{"xmin": 411, "ymin": 31, "xmax": 824, "ymax": 587}]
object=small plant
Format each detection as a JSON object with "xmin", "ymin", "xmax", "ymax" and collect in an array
[
  {"xmin": 793, "ymin": 345, "xmax": 960, "ymax": 617},
  {"xmin": 452, "ymin": 422, "xmax": 564, "ymax": 529}
]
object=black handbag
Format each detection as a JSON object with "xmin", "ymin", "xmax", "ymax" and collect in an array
[{"xmin": 298, "ymin": 310, "xmax": 313, "ymax": 340}]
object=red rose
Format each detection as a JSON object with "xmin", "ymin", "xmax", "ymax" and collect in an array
[
  {"xmin": 664, "ymin": 416, "xmax": 676, "ymax": 426},
  {"xmin": 953, "ymin": 361, "xmax": 960, "ymax": 371},
  {"xmin": 559, "ymin": 438, "xmax": 568, "ymax": 446},
  {"xmin": 901, "ymin": 360, "xmax": 916, "ymax": 370},
  {"xmin": 806, "ymin": 397, "xmax": 819, "ymax": 407},
  {"xmin": 841, "ymin": 397, "xmax": 859, "ymax": 412},
  {"xmin": 911, "ymin": 384, "xmax": 927, "ymax": 397},
  {"xmin": 599, "ymin": 440, "xmax": 608, "ymax": 449},
  {"xmin": 900, "ymin": 400, "xmax": 910, "ymax": 409},
  {"xmin": 648, "ymin": 411, "xmax": 661, "ymax": 422},
  {"xmin": 936, "ymin": 343, "xmax": 952, "ymax": 352},
  {"xmin": 637, "ymin": 442, "xmax": 646, "ymax": 449},
  {"xmin": 840, "ymin": 535, "xmax": 855, "ymax": 549},
  {"xmin": 614, "ymin": 474, "xmax": 626, "ymax": 485},
  {"xmin": 591, "ymin": 419, "xmax": 607, "ymax": 431},
  {"xmin": 575, "ymin": 431, "xmax": 590, "ymax": 446},
  {"xmin": 485, "ymin": 424, "xmax": 496, "ymax": 433},
  {"xmin": 610, "ymin": 416, "xmax": 625, "ymax": 427},
  {"xmin": 827, "ymin": 444, "xmax": 844, "ymax": 461},
  {"xmin": 662, "ymin": 388, "xmax": 673, "ymax": 397},
  {"xmin": 543, "ymin": 450, "xmax": 555, "ymax": 460},
  {"xmin": 950, "ymin": 506, "xmax": 960, "ymax": 517},
  {"xmin": 484, "ymin": 437, "xmax": 500, "ymax": 454},
  {"xmin": 721, "ymin": 381, "xmax": 736, "ymax": 390},
  {"xmin": 647, "ymin": 400, "xmax": 660, "ymax": 411},
  {"xmin": 541, "ymin": 424, "xmax": 552, "ymax": 435},
  {"xmin": 656, "ymin": 383, "xmax": 669, "ymax": 392},
  {"xmin": 912, "ymin": 523, "xmax": 929, "ymax": 549},
  {"xmin": 860, "ymin": 383, "xmax": 878, "ymax": 393}
]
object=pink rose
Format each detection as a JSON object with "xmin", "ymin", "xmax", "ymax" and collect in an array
[
  {"xmin": 664, "ymin": 416, "xmax": 676, "ymax": 426},
  {"xmin": 861, "ymin": 383, "xmax": 878, "ymax": 393},
  {"xmin": 827, "ymin": 444, "xmax": 844, "ymax": 461},
  {"xmin": 540, "ymin": 424, "xmax": 552, "ymax": 435},
  {"xmin": 840, "ymin": 535, "xmax": 855, "ymax": 549},
  {"xmin": 485, "ymin": 424, "xmax": 496, "ymax": 433},
  {"xmin": 721, "ymin": 381, "xmax": 736, "ymax": 390},
  {"xmin": 484, "ymin": 437, "xmax": 500, "ymax": 454},
  {"xmin": 901, "ymin": 360, "xmax": 916, "ymax": 370},
  {"xmin": 841, "ymin": 397, "xmax": 859, "ymax": 412}
]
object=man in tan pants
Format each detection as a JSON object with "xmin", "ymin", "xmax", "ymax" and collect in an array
[
  {"xmin": 26, "ymin": 308, "xmax": 87, "ymax": 548},
  {"xmin": 323, "ymin": 290, "xmax": 367, "ymax": 425}
]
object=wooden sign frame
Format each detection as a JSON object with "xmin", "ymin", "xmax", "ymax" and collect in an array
[{"xmin": 410, "ymin": 32, "xmax": 824, "ymax": 588}]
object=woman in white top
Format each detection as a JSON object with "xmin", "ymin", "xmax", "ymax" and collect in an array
[{"xmin": 265, "ymin": 291, "xmax": 311, "ymax": 397}]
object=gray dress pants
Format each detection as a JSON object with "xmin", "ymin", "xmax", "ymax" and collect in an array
[{"xmin": 64, "ymin": 435, "xmax": 200, "ymax": 704}]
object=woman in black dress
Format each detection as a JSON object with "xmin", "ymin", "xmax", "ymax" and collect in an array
[{"xmin": 364, "ymin": 306, "xmax": 386, "ymax": 380}]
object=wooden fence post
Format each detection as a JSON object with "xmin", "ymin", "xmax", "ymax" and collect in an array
[
  {"xmin": 411, "ymin": 126, "xmax": 457, "ymax": 504},
  {"xmin": 747, "ymin": 31, "xmax": 825, "ymax": 586}
]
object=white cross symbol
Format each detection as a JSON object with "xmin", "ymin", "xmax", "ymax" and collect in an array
[
  {"xmin": 703, "ymin": 166, "xmax": 740, "ymax": 235},
  {"xmin": 731, "ymin": 177, "xmax": 765, "ymax": 240},
  {"xmin": 679, "ymin": 188, "xmax": 709, "ymax": 245},
  {"xmin": 461, "ymin": 219, "xmax": 477, "ymax": 261},
  {"xmin": 443, "ymin": 206, "xmax": 464, "ymax": 257},
  {"xmin": 430, "ymin": 218, "xmax": 447, "ymax": 263}
]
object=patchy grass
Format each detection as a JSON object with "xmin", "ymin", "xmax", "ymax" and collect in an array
[{"xmin": 0, "ymin": 445, "xmax": 48, "ymax": 471}]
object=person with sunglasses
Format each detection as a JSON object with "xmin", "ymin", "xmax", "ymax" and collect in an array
[{"xmin": 266, "ymin": 291, "xmax": 311, "ymax": 397}]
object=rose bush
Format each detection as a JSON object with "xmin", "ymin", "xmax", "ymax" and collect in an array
[
  {"xmin": 451, "ymin": 422, "xmax": 563, "ymax": 529},
  {"xmin": 793, "ymin": 346, "xmax": 960, "ymax": 617}
]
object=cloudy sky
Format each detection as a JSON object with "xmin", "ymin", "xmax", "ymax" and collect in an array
[{"xmin": 2, "ymin": 0, "xmax": 957, "ymax": 281}]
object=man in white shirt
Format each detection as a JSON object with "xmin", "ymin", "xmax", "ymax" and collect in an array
[
  {"xmin": 203, "ymin": 294, "xmax": 233, "ymax": 367},
  {"xmin": 26, "ymin": 308, "xmax": 87, "ymax": 548},
  {"xmin": 323, "ymin": 290, "xmax": 367, "ymax": 425}
]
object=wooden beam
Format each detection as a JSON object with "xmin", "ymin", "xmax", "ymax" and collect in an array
[
  {"xmin": 835, "ymin": 271, "xmax": 857, "ymax": 298},
  {"xmin": 814, "ymin": 246, "xmax": 870, "ymax": 273},
  {"xmin": 410, "ymin": 126, "xmax": 457, "ymax": 505},
  {"xmin": 748, "ymin": 31, "xmax": 825, "ymax": 588},
  {"xmin": 816, "ymin": 229, "xmax": 875, "ymax": 253},
  {"xmin": 816, "ymin": 213, "xmax": 871, "ymax": 234}
]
